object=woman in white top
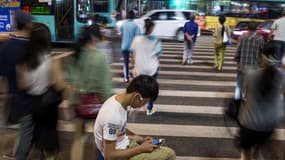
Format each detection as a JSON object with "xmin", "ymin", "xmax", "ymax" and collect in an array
[
  {"xmin": 17, "ymin": 23, "xmax": 68, "ymax": 159},
  {"xmin": 131, "ymin": 18, "xmax": 162, "ymax": 115}
]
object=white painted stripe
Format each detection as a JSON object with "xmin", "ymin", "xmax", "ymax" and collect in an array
[
  {"xmin": 56, "ymin": 121, "xmax": 285, "ymax": 141},
  {"xmin": 159, "ymin": 59, "xmax": 236, "ymax": 64},
  {"xmin": 112, "ymin": 77, "xmax": 236, "ymax": 86},
  {"xmin": 133, "ymin": 104, "xmax": 223, "ymax": 114},
  {"xmin": 162, "ymin": 50, "xmax": 236, "ymax": 56},
  {"xmin": 114, "ymin": 88, "xmax": 234, "ymax": 98},
  {"xmin": 111, "ymin": 63, "xmax": 237, "ymax": 70},
  {"xmin": 162, "ymin": 46, "xmax": 237, "ymax": 51},
  {"xmin": 176, "ymin": 156, "xmax": 239, "ymax": 160},
  {"xmin": 112, "ymin": 69, "xmax": 236, "ymax": 77},
  {"xmin": 161, "ymin": 54, "xmax": 234, "ymax": 60}
]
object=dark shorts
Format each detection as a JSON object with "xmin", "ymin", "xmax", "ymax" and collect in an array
[{"xmin": 239, "ymin": 125, "xmax": 273, "ymax": 150}]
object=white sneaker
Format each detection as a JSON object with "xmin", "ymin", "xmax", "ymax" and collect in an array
[
  {"xmin": 187, "ymin": 59, "xmax": 194, "ymax": 64},
  {"xmin": 146, "ymin": 109, "xmax": 156, "ymax": 116}
]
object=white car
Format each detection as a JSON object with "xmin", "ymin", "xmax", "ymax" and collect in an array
[{"xmin": 116, "ymin": 9, "xmax": 200, "ymax": 42}]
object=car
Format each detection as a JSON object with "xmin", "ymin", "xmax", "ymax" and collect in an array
[
  {"xmin": 116, "ymin": 9, "xmax": 200, "ymax": 42},
  {"xmin": 231, "ymin": 20, "xmax": 273, "ymax": 41}
]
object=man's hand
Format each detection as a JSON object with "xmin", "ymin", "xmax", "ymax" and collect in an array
[{"xmin": 139, "ymin": 140, "xmax": 158, "ymax": 153}]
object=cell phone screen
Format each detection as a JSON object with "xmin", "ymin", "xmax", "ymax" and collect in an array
[{"xmin": 151, "ymin": 139, "xmax": 162, "ymax": 145}]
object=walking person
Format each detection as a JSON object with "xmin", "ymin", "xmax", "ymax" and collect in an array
[
  {"xmin": 94, "ymin": 75, "xmax": 176, "ymax": 160},
  {"xmin": 69, "ymin": 25, "xmax": 113, "ymax": 160},
  {"xmin": 270, "ymin": 10, "xmax": 285, "ymax": 66},
  {"xmin": 234, "ymin": 22, "xmax": 264, "ymax": 100},
  {"xmin": 182, "ymin": 13, "xmax": 199, "ymax": 65},
  {"xmin": 0, "ymin": 10, "xmax": 33, "ymax": 159},
  {"xmin": 213, "ymin": 15, "xmax": 229, "ymax": 71},
  {"xmin": 237, "ymin": 42, "xmax": 284, "ymax": 160},
  {"xmin": 131, "ymin": 18, "xmax": 162, "ymax": 116},
  {"xmin": 16, "ymin": 23, "xmax": 69, "ymax": 160},
  {"xmin": 120, "ymin": 10, "xmax": 141, "ymax": 82}
]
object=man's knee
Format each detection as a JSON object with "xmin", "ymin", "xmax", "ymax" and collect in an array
[{"xmin": 160, "ymin": 146, "xmax": 176, "ymax": 160}]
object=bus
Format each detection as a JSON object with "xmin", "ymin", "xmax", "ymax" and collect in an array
[
  {"xmin": 1, "ymin": 0, "xmax": 118, "ymax": 43},
  {"xmin": 198, "ymin": 0, "xmax": 285, "ymax": 32},
  {"xmin": 0, "ymin": 0, "xmax": 20, "ymax": 40}
]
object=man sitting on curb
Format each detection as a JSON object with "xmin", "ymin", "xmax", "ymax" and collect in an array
[{"xmin": 94, "ymin": 75, "xmax": 176, "ymax": 160}]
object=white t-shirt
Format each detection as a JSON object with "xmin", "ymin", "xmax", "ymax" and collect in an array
[
  {"xmin": 94, "ymin": 95, "xmax": 130, "ymax": 156},
  {"xmin": 24, "ymin": 54, "xmax": 51, "ymax": 95},
  {"xmin": 131, "ymin": 35, "xmax": 162, "ymax": 76},
  {"xmin": 272, "ymin": 17, "xmax": 285, "ymax": 41}
]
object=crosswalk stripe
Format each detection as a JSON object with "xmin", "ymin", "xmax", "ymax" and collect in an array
[
  {"xmin": 114, "ymin": 88, "xmax": 234, "ymax": 98},
  {"xmin": 176, "ymin": 157, "xmax": 239, "ymax": 160},
  {"xmin": 112, "ymin": 77, "xmax": 236, "ymax": 86},
  {"xmin": 111, "ymin": 69, "xmax": 236, "ymax": 77},
  {"xmin": 161, "ymin": 54, "xmax": 235, "ymax": 60},
  {"xmin": 159, "ymin": 59, "xmax": 236, "ymax": 64},
  {"xmin": 111, "ymin": 63, "xmax": 237, "ymax": 70},
  {"xmin": 132, "ymin": 104, "xmax": 223, "ymax": 115},
  {"xmin": 162, "ymin": 50, "xmax": 236, "ymax": 56},
  {"xmin": 57, "ymin": 121, "xmax": 285, "ymax": 141}
]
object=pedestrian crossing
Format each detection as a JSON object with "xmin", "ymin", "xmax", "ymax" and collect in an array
[{"xmin": 58, "ymin": 36, "xmax": 244, "ymax": 159}]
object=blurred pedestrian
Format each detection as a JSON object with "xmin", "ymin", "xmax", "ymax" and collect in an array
[
  {"xmin": 120, "ymin": 10, "xmax": 141, "ymax": 83},
  {"xmin": 131, "ymin": 18, "xmax": 162, "ymax": 116},
  {"xmin": 94, "ymin": 75, "xmax": 176, "ymax": 160},
  {"xmin": 234, "ymin": 22, "xmax": 264, "ymax": 100},
  {"xmin": 270, "ymin": 10, "xmax": 285, "ymax": 66},
  {"xmin": 16, "ymin": 23, "xmax": 69, "ymax": 160},
  {"xmin": 182, "ymin": 13, "xmax": 198, "ymax": 65},
  {"xmin": 213, "ymin": 15, "xmax": 229, "ymax": 71},
  {"xmin": 70, "ymin": 25, "xmax": 113, "ymax": 160},
  {"xmin": 0, "ymin": 10, "xmax": 33, "ymax": 159},
  {"xmin": 237, "ymin": 42, "xmax": 284, "ymax": 160}
]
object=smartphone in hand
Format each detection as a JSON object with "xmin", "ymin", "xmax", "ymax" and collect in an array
[{"xmin": 151, "ymin": 139, "xmax": 165, "ymax": 145}]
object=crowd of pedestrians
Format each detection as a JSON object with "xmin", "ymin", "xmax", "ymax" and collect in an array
[{"xmin": 1, "ymin": 8, "xmax": 285, "ymax": 160}]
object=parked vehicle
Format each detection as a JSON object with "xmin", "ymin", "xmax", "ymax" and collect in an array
[
  {"xmin": 231, "ymin": 20, "xmax": 272, "ymax": 41},
  {"xmin": 116, "ymin": 9, "xmax": 200, "ymax": 42}
]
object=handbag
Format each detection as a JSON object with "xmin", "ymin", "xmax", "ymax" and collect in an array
[
  {"xmin": 224, "ymin": 98, "xmax": 242, "ymax": 121},
  {"xmin": 222, "ymin": 27, "xmax": 232, "ymax": 45},
  {"xmin": 74, "ymin": 92, "xmax": 103, "ymax": 119}
]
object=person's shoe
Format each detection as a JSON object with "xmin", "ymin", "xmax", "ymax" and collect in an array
[
  {"xmin": 123, "ymin": 78, "xmax": 129, "ymax": 83},
  {"xmin": 182, "ymin": 60, "xmax": 187, "ymax": 65},
  {"xmin": 146, "ymin": 109, "xmax": 156, "ymax": 116},
  {"xmin": 187, "ymin": 59, "xmax": 194, "ymax": 64}
]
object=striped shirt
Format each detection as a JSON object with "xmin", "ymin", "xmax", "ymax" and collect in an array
[{"xmin": 235, "ymin": 32, "xmax": 264, "ymax": 71}]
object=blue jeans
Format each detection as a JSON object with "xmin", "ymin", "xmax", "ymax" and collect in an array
[
  {"xmin": 147, "ymin": 71, "xmax": 159, "ymax": 110},
  {"xmin": 122, "ymin": 50, "xmax": 131, "ymax": 80},
  {"xmin": 15, "ymin": 115, "xmax": 34, "ymax": 160},
  {"xmin": 274, "ymin": 40, "xmax": 285, "ymax": 66},
  {"xmin": 235, "ymin": 70, "xmax": 244, "ymax": 100}
]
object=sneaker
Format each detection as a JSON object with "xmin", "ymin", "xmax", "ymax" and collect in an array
[
  {"xmin": 182, "ymin": 60, "xmax": 187, "ymax": 65},
  {"xmin": 146, "ymin": 109, "xmax": 156, "ymax": 116},
  {"xmin": 187, "ymin": 59, "xmax": 194, "ymax": 64},
  {"xmin": 123, "ymin": 78, "xmax": 129, "ymax": 83}
]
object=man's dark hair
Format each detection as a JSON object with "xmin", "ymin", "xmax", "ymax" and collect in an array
[
  {"xmin": 219, "ymin": 15, "xmax": 226, "ymax": 24},
  {"xmin": 189, "ymin": 13, "xmax": 196, "ymax": 21},
  {"xmin": 127, "ymin": 10, "xmax": 135, "ymax": 19},
  {"xmin": 248, "ymin": 22, "xmax": 257, "ymax": 31},
  {"xmin": 126, "ymin": 75, "xmax": 159, "ymax": 101}
]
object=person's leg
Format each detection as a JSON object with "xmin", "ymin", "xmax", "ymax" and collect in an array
[
  {"xmin": 122, "ymin": 50, "xmax": 130, "ymax": 82},
  {"xmin": 146, "ymin": 71, "xmax": 158, "ymax": 115},
  {"xmin": 182, "ymin": 42, "xmax": 188, "ymax": 64},
  {"xmin": 218, "ymin": 45, "xmax": 226, "ymax": 71},
  {"xmin": 187, "ymin": 42, "xmax": 195, "ymax": 64},
  {"xmin": 274, "ymin": 40, "xmax": 283, "ymax": 66},
  {"xmin": 15, "ymin": 115, "xmax": 34, "ymax": 160},
  {"xmin": 128, "ymin": 141, "xmax": 176, "ymax": 160},
  {"xmin": 214, "ymin": 43, "xmax": 220, "ymax": 68}
]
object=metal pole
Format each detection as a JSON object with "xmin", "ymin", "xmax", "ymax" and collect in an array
[{"xmin": 125, "ymin": 0, "xmax": 127, "ymax": 10}]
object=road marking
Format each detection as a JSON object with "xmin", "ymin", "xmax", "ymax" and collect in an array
[
  {"xmin": 57, "ymin": 121, "xmax": 285, "ymax": 141},
  {"xmin": 114, "ymin": 88, "xmax": 234, "ymax": 98},
  {"xmin": 111, "ymin": 63, "xmax": 237, "ymax": 70},
  {"xmin": 176, "ymin": 157, "xmax": 239, "ymax": 160},
  {"xmin": 132, "ymin": 104, "xmax": 223, "ymax": 115},
  {"xmin": 161, "ymin": 54, "xmax": 235, "ymax": 60},
  {"xmin": 162, "ymin": 50, "xmax": 236, "ymax": 56},
  {"xmin": 112, "ymin": 77, "xmax": 236, "ymax": 86},
  {"xmin": 111, "ymin": 69, "xmax": 236, "ymax": 77}
]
